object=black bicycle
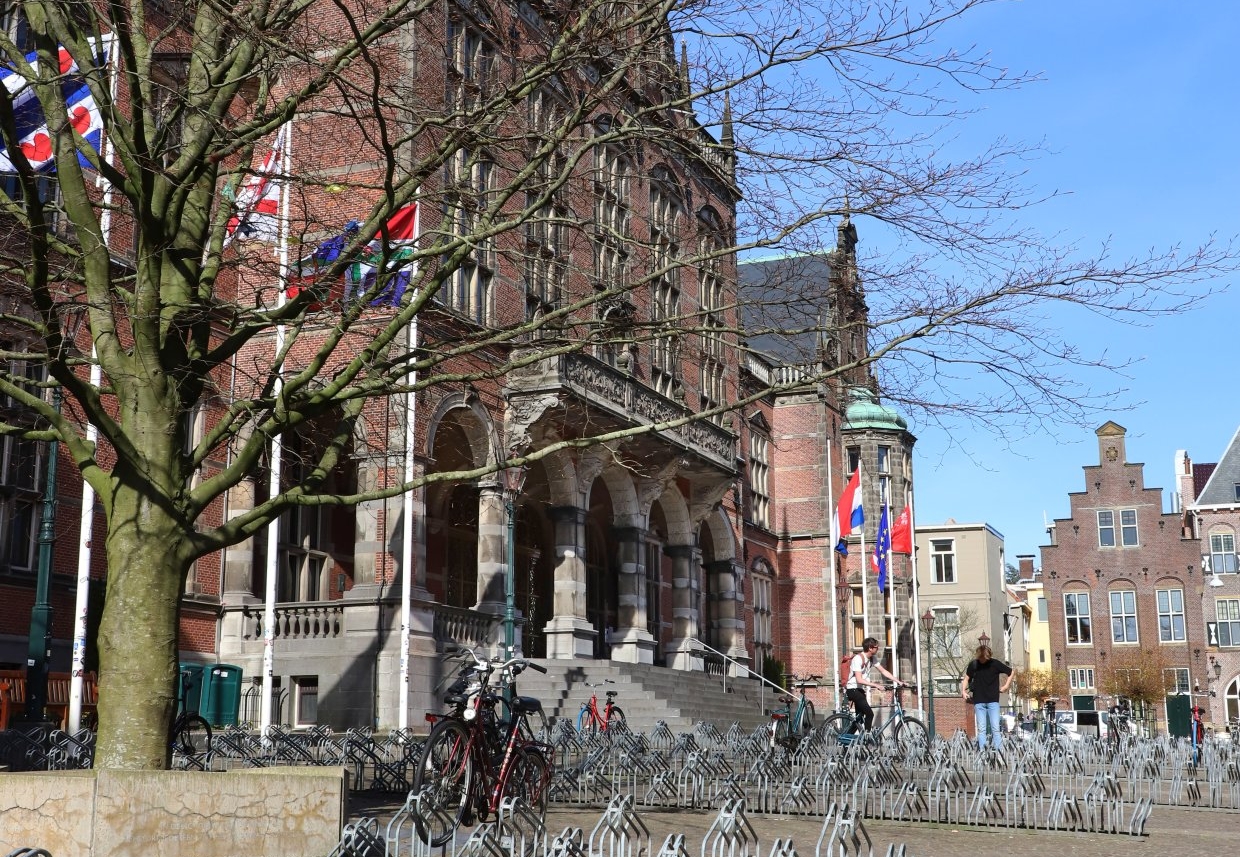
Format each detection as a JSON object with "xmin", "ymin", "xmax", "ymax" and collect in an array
[{"xmin": 170, "ymin": 671, "xmax": 212, "ymax": 758}]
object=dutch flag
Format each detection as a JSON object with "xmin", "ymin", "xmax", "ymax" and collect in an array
[{"xmin": 834, "ymin": 467, "xmax": 864, "ymax": 555}]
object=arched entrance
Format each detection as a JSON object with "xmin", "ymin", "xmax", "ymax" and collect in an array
[
  {"xmin": 424, "ymin": 407, "xmax": 488, "ymax": 607},
  {"xmin": 514, "ymin": 467, "xmax": 554, "ymax": 658},
  {"xmin": 585, "ymin": 480, "xmax": 618, "ymax": 658}
]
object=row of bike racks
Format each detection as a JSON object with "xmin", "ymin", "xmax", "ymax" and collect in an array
[{"xmin": 338, "ymin": 793, "xmax": 903, "ymax": 857}]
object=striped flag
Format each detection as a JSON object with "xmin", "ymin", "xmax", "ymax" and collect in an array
[{"xmin": 833, "ymin": 467, "xmax": 864, "ymax": 555}]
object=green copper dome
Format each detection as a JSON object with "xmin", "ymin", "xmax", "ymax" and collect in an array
[{"xmin": 843, "ymin": 387, "xmax": 908, "ymax": 431}]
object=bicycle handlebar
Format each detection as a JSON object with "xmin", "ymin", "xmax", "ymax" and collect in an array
[{"xmin": 584, "ymin": 679, "xmax": 616, "ymax": 688}]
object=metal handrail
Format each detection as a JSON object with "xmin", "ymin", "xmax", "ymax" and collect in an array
[{"xmin": 686, "ymin": 638, "xmax": 795, "ymax": 716}]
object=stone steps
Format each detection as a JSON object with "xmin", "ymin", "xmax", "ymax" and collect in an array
[{"xmin": 512, "ymin": 661, "xmax": 781, "ymax": 734}]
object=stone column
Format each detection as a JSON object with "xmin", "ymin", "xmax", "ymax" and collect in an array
[
  {"xmin": 542, "ymin": 505, "xmax": 595, "ymax": 658},
  {"xmin": 609, "ymin": 525, "xmax": 656, "ymax": 664},
  {"xmin": 707, "ymin": 558, "xmax": 751, "ymax": 675},
  {"xmin": 474, "ymin": 482, "xmax": 506, "ymax": 614},
  {"xmin": 221, "ymin": 479, "xmax": 259, "ymax": 605},
  {"xmin": 665, "ymin": 543, "xmax": 703, "ymax": 671}
]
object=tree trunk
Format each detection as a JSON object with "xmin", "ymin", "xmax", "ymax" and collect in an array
[{"xmin": 93, "ymin": 486, "xmax": 192, "ymax": 769}]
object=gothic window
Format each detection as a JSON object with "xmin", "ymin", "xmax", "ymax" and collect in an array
[
  {"xmin": 525, "ymin": 88, "xmax": 567, "ymax": 328},
  {"xmin": 697, "ymin": 210, "xmax": 727, "ymax": 423},
  {"xmin": 749, "ymin": 432, "xmax": 770, "ymax": 529},
  {"xmin": 441, "ymin": 147, "xmax": 494, "ymax": 324},
  {"xmin": 649, "ymin": 168, "xmax": 681, "ymax": 398}
]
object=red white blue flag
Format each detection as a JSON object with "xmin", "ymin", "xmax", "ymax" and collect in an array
[
  {"xmin": 833, "ymin": 467, "xmax": 864, "ymax": 555},
  {"xmin": 0, "ymin": 43, "xmax": 109, "ymax": 173}
]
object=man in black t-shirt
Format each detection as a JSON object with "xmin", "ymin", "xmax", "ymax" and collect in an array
[{"xmin": 961, "ymin": 643, "xmax": 1013, "ymax": 751}]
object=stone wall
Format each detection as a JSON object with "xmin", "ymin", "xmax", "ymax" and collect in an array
[{"xmin": 0, "ymin": 767, "xmax": 346, "ymax": 857}]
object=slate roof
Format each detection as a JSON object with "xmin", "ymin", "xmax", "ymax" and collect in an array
[{"xmin": 1195, "ymin": 426, "xmax": 1240, "ymax": 507}]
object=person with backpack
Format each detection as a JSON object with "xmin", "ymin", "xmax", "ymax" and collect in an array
[
  {"xmin": 845, "ymin": 637, "xmax": 902, "ymax": 735},
  {"xmin": 961, "ymin": 641, "xmax": 1013, "ymax": 752}
]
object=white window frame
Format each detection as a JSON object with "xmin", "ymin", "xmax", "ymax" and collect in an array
[
  {"xmin": 930, "ymin": 605, "xmax": 961, "ymax": 658},
  {"xmin": 1109, "ymin": 589, "xmax": 1138, "ymax": 644},
  {"xmin": 1211, "ymin": 531, "xmax": 1238, "ymax": 574},
  {"xmin": 752, "ymin": 571, "xmax": 772, "ymax": 651},
  {"xmin": 1157, "ymin": 588, "xmax": 1185, "ymax": 642},
  {"xmin": 749, "ymin": 432, "xmax": 770, "ymax": 529},
  {"xmin": 1216, "ymin": 597, "xmax": 1240, "ymax": 646},
  {"xmin": 1097, "ymin": 510, "xmax": 1115, "ymax": 547},
  {"xmin": 1064, "ymin": 591, "xmax": 1092, "ymax": 645},
  {"xmin": 1069, "ymin": 667, "xmax": 1095, "ymax": 691},
  {"xmin": 292, "ymin": 675, "xmax": 319, "ymax": 727},
  {"xmin": 1164, "ymin": 667, "xmax": 1190, "ymax": 695},
  {"xmin": 1119, "ymin": 509, "xmax": 1138, "ymax": 546},
  {"xmin": 931, "ymin": 539, "xmax": 955, "ymax": 584}
]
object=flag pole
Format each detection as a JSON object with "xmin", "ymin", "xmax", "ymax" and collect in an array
[
  {"xmin": 860, "ymin": 466, "xmax": 868, "ymax": 642},
  {"xmin": 260, "ymin": 123, "xmax": 291, "ymax": 744},
  {"xmin": 398, "ymin": 201, "xmax": 421, "ymax": 731},
  {"xmin": 907, "ymin": 488, "xmax": 925, "ymax": 717},
  {"xmin": 69, "ymin": 36, "xmax": 115, "ymax": 734},
  {"xmin": 826, "ymin": 443, "xmax": 841, "ymax": 711},
  {"xmin": 885, "ymin": 498, "xmax": 897, "ymax": 683}
]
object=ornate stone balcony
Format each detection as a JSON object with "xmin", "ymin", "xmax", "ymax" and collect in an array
[{"xmin": 507, "ymin": 351, "xmax": 736, "ymax": 470}]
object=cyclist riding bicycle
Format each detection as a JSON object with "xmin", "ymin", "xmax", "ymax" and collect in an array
[{"xmin": 845, "ymin": 636, "xmax": 901, "ymax": 735}]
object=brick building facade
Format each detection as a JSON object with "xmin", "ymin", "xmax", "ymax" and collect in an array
[{"xmin": 1041, "ymin": 422, "xmax": 1205, "ymax": 734}]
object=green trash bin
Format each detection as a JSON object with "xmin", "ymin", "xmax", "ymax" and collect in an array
[
  {"xmin": 177, "ymin": 663, "xmax": 205, "ymax": 717},
  {"xmin": 201, "ymin": 664, "xmax": 244, "ymax": 727}
]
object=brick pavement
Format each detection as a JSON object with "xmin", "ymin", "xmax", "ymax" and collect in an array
[{"xmin": 349, "ymin": 795, "xmax": 1238, "ymax": 855}]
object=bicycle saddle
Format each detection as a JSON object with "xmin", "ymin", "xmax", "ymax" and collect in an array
[
  {"xmin": 512, "ymin": 695, "xmax": 542, "ymax": 714},
  {"xmin": 605, "ymin": 691, "xmax": 618, "ymax": 699}
]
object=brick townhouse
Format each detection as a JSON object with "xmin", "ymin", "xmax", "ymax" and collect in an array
[{"xmin": 1041, "ymin": 422, "xmax": 1204, "ymax": 734}]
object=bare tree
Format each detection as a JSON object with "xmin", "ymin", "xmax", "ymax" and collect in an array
[{"xmin": 0, "ymin": 0, "xmax": 1232, "ymax": 769}]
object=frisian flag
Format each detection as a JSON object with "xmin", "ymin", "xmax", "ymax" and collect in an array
[
  {"xmin": 286, "ymin": 203, "xmax": 417, "ymax": 310},
  {"xmin": 0, "ymin": 42, "xmax": 110, "ymax": 172},
  {"xmin": 225, "ymin": 125, "xmax": 286, "ymax": 246}
]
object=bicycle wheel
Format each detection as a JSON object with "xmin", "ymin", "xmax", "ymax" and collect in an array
[
  {"xmin": 823, "ymin": 714, "xmax": 853, "ymax": 739},
  {"xmin": 577, "ymin": 704, "xmax": 594, "ymax": 735},
  {"xmin": 173, "ymin": 714, "xmax": 212, "ymax": 756},
  {"xmin": 412, "ymin": 719, "xmax": 474, "ymax": 847},
  {"xmin": 502, "ymin": 745, "xmax": 550, "ymax": 816},
  {"xmin": 795, "ymin": 701, "xmax": 816, "ymax": 736},
  {"xmin": 604, "ymin": 706, "xmax": 625, "ymax": 732},
  {"xmin": 894, "ymin": 716, "xmax": 929, "ymax": 751}
]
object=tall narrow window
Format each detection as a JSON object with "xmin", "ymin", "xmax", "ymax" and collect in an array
[
  {"xmin": 1097, "ymin": 511, "xmax": 1115, "ymax": 547},
  {"xmin": 1119, "ymin": 509, "xmax": 1138, "ymax": 546},
  {"xmin": 442, "ymin": 147, "xmax": 494, "ymax": 324},
  {"xmin": 1064, "ymin": 591, "xmax": 1092, "ymax": 644},
  {"xmin": 645, "ymin": 540, "xmax": 662, "ymax": 637},
  {"xmin": 447, "ymin": 14, "xmax": 494, "ymax": 114},
  {"xmin": 931, "ymin": 606, "xmax": 961, "ymax": 658},
  {"xmin": 697, "ymin": 211, "xmax": 727, "ymax": 423},
  {"xmin": 649, "ymin": 168, "xmax": 681, "ymax": 398},
  {"xmin": 593, "ymin": 130, "xmax": 630, "ymax": 292},
  {"xmin": 525, "ymin": 89, "xmax": 566, "ymax": 328},
  {"xmin": 1069, "ymin": 667, "xmax": 1095, "ymax": 691},
  {"xmin": 749, "ymin": 432, "xmax": 770, "ymax": 529},
  {"xmin": 1157, "ymin": 588, "xmax": 1185, "ymax": 642},
  {"xmin": 752, "ymin": 569, "xmax": 773, "ymax": 655},
  {"xmin": 931, "ymin": 539, "xmax": 955, "ymax": 584},
  {"xmin": 1109, "ymin": 590, "xmax": 1138, "ymax": 643}
]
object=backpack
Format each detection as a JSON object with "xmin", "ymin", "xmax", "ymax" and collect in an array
[{"xmin": 840, "ymin": 654, "xmax": 853, "ymax": 687}]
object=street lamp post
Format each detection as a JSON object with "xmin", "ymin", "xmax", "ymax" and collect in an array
[
  {"xmin": 20, "ymin": 310, "xmax": 84, "ymax": 726},
  {"xmin": 20, "ymin": 387, "xmax": 61, "ymax": 725},
  {"xmin": 502, "ymin": 462, "xmax": 528, "ymax": 665},
  {"xmin": 922, "ymin": 609, "xmax": 936, "ymax": 738}
]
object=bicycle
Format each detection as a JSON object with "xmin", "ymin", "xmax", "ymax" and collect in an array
[
  {"xmin": 412, "ymin": 649, "xmax": 552, "ymax": 846},
  {"xmin": 1190, "ymin": 702, "xmax": 1206, "ymax": 768},
  {"xmin": 577, "ymin": 680, "xmax": 626, "ymax": 734},
  {"xmin": 822, "ymin": 683, "xmax": 926, "ymax": 749},
  {"xmin": 1039, "ymin": 697, "xmax": 1067, "ymax": 740},
  {"xmin": 170, "ymin": 671, "xmax": 212, "ymax": 759},
  {"xmin": 768, "ymin": 674, "xmax": 820, "ymax": 749}
]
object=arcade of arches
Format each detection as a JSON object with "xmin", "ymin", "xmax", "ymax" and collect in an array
[{"xmin": 423, "ymin": 403, "xmax": 747, "ymax": 670}]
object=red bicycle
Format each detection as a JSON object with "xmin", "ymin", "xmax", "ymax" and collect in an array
[
  {"xmin": 412, "ymin": 650, "xmax": 552, "ymax": 846},
  {"xmin": 576, "ymin": 680, "xmax": 626, "ymax": 734}
]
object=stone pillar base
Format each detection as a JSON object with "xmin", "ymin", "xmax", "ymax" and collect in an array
[
  {"xmin": 608, "ymin": 628, "xmax": 657, "ymax": 665},
  {"xmin": 543, "ymin": 617, "xmax": 596, "ymax": 659},
  {"xmin": 666, "ymin": 637, "xmax": 704, "ymax": 672},
  {"xmin": 725, "ymin": 647, "xmax": 753, "ymax": 677}
]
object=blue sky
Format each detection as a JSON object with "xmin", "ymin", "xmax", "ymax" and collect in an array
[{"xmin": 899, "ymin": 1, "xmax": 1240, "ymax": 559}]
